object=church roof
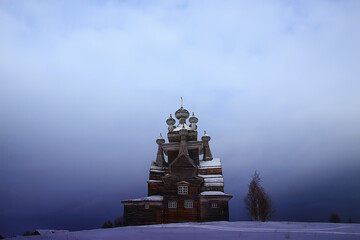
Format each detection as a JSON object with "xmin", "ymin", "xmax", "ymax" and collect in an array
[
  {"xmin": 173, "ymin": 123, "xmax": 192, "ymax": 131},
  {"xmin": 200, "ymin": 191, "xmax": 231, "ymax": 196},
  {"xmin": 199, "ymin": 158, "xmax": 222, "ymax": 169},
  {"xmin": 122, "ymin": 195, "xmax": 163, "ymax": 203},
  {"xmin": 198, "ymin": 174, "xmax": 224, "ymax": 187}
]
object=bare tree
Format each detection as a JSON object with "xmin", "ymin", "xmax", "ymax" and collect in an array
[{"xmin": 244, "ymin": 171, "xmax": 274, "ymax": 221}]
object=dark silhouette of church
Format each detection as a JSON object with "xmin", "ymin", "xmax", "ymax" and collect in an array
[{"xmin": 122, "ymin": 101, "xmax": 232, "ymax": 225}]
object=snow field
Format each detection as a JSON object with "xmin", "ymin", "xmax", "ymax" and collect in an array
[{"xmin": 9, "ymin": 221, "xmax": 360, "ymax": 240}]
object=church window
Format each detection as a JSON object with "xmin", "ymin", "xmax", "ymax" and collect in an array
[
  {"xmin": 185, "ymin": 200, "xmax": 193, "ymax": 208},
  {"xmin": 211, "ymin": 202, "xmax": 218, "ymax": 208},
  {"xmin": 168, "ymin": 201, "xmax": 177, "ymax": 208},
  {"xmin": 145, "ymin": 203, "xmax": 149, "ymax": 209},
  {"xmin": 178, "ymin": 186, "xmax": 188, "ymax": 195}
]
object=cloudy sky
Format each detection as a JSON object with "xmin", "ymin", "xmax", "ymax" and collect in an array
[{"xmin": 1, "ymin": 0, "xmax": 360, "ymax": 237}]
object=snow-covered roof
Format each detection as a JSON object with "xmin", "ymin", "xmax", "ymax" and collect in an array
[
  {"xmin": 200, "ymin": 191, "xmax": 230, "ymax": 196},
  {"xmin": 204, "ymin": 182, "xmax": 224, "ymax": 186},
  {"xmin": 150, "ymin": 161, "xmax": 166, "ymax": 172},
  {"xmin": 173, "ymin": 123, "xmax": 192, "ymax": 131},
  {"xmin": 147, "ymin": 180, "xmax": 162, "ymax": 183},
  {"xmin": 199, "ymin": 174, "xmax": 224, "ymax": 186},
  {"xmin": 198, "ymin": 174, "xmax": 223, "ymax": 178},
  {"xmin": 123, "ymin": 195, "xmax": 163, "ymax": 202},
  {"xmin": 150, "ymin": 169, "xmax": 165, "ymax": 173},
  {"xmin": 150, "ymin": 161, "xmax": 163, "ymax": 170},
  {"xmin": 203, "ymin": 177, "xmax": 223, "ymax": 183},
  {"xmin": 199, "ymin": 158, "xmax": 222, "ymax": 169}
]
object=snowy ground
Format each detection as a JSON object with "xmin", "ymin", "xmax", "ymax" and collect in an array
[{"xmin": 9, "ymin": 221, "xmax": 360, "ymax": 240}]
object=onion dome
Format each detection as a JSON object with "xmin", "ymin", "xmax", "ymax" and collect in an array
[
  {"xmin": 202, "ymin": 130, "xmax": 213, "ymax": 160},
  {"xmin": 175, "ymin": 97, "xmax": 190, "ymax": 124},
  {"xmin": 156, "ymin": 133, "xmax": 165, "ymax": 145},
  {"xmin": 189, "ymin": 112, "xmax": 198, "ymax": 130},
  {"xmin": 189, "ymin": 112, "xmax": 198, "ymax": 123},
  {"xmin": 175, "ymin": 107, "xmax": 190, "ymax": 122},
  {"xmin": 201, "ymin": 130, "xmax": 211, "ymax": 142},
  {"xmin": 166, "ymin": 114, "xmax": 176, "ymax": 126}
]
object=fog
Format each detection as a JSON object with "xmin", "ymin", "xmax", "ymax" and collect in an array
[{"xmin": 1, "ymin": 0, "xmax": 360, "ymax": 237}]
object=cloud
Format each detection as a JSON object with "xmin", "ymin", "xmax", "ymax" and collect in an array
[{"xmin": 1, "ymin": 0, "xmax": 360, "ymax": 236}]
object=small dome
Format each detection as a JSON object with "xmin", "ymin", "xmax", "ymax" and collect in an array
[
  {"xmin": 166, "ymin": 114, "xmax": 176, "ymax": 126},
  {"xmin": 189, "ymin": 112, "xmax": 198, "ymax": 123},
  {"xmin": 201, "ymin": 130, "xmax": 211, "ymax": 142},
  {"xmin": 156, "ymin": 133, "xmax": 165, "ymax": 144}
]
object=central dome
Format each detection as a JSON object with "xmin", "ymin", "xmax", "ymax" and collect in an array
[{"xmin": 175, "ymin": 107, "xmax": 190, "ymax": 120}]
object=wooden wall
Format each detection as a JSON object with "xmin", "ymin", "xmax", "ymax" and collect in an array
[
  {"xmin": 163, "ymin": 200, "xmax": 199, "ymax": 223},
  {"xmin": 199, "ymin": 198, "xmax": 230, "ymax": 222},
  {"xmin": 123, "ymin": 203, "xmax": 163, "ymax": 226}
]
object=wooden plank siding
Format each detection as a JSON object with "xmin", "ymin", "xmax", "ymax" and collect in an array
[
  {"xmin": 123, "ymin": 203, "xmax": 163, "ymax": 226},
  {"xmin": 199, "ymin": 198, "xmax": 230, "ymax": 222}
]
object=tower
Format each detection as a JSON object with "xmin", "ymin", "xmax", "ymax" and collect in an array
[{"xmin": 121, "ymin": 101, "xmax": 232, "ymax": 225}]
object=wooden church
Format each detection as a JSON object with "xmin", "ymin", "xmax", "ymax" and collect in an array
[{"xmin": 121, "ymin": 101, "xmax": 232, "ymax": 225}]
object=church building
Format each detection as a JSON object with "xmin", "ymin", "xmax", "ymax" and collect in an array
[{"xmin": 121, "ymin": 102, "xmax": 232, "ymax": 225}]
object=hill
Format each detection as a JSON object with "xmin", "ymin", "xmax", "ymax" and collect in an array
[{"xmin": 9, "ymin": 221, "xmax": 360, "ymax": 240}]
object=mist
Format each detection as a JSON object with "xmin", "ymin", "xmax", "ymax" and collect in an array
[{"xmin": 1, "ymin": 0, "xmax": 360, "ymax": 237}]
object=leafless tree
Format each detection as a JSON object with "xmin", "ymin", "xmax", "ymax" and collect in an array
[{"xmin": 244, "ymin": 171, "xmax": 274, "ymax": 221}]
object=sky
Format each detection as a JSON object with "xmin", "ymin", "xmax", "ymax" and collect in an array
[{"xmin": 1, "ymin": 0, "xmax": 360, "ymax": 237}]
